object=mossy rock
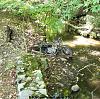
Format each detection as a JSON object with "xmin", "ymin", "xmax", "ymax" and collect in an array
[{"xmin": 89, "ymin": 32, "xmax": 97, "ymax": 38}]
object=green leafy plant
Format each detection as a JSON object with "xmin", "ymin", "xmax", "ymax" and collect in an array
[{"xmin": 0, "ymin": 0, "xmax": 100, "ymax": 39}]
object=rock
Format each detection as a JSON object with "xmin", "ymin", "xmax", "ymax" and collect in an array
[
  {"xmin": 18, "ymin": 89, "xmax": 33, "ymax": 99},
  {"xmin": 26, "ymin": 77, "xmax": 31, "ymax": 81},
  {"xmin": 0, "ymin": 59, "xmax": 3, "ymax": 64},
  {"xmin": 17, "ymin": 75, "xmax": 26, "ymax": 82},
  {"xmin": 47, "ymin": 47, "xmax": 57, "ymax": 54},
  {"xmin": 18, "ymin": 82, "xmax": 26, "ymax": 91},
  {"xmin": 38, "ymin": 89, "xmax": 48, "ymax": 96},
  {"xmin": 62, "ymin": 46, "xmax": 73, "ymax": 59},
  {"xmin": 16, "ymin": 67, "xmax": 24, "ymax": 73},
  {"xmin": 71, "ymin": 84, "xmax": 80, "ymax": 92}
]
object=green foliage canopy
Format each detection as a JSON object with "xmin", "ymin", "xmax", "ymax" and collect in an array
[{"xmin": 0, "ymin": 0, "xmax": 100, "ymax": 39}]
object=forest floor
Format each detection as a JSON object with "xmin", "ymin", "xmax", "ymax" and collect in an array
[
  {"xmin": 0, "ymin": 12, "xmax": 25, "ymax": 99},
  {"xmin": 63, "ymin": 36, "xmax": 100, "ymax": 47},
  {"xmin": 0, "ymin": 11, "xmax": 100, "ymax": 99},
  {"xmin": 0, "ymin": 43, "xmax": 17, "ymax": 99},
  {"xmin": 45, "ymin": 37, "xmax": 100, "ymax": 98}
]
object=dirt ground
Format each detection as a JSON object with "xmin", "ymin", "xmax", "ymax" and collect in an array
[{"xmin": 0, "ymin": 11, "xmax": 100, "ymax": 99}]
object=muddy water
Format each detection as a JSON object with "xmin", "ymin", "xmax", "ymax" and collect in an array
[{"xmin": 44, "ymin": 36, "xmax": 100, "ymax": 99}]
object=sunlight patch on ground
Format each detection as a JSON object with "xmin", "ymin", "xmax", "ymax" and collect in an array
[
  {"xmin": 63, "ymin": 36, "xmax": 100, "ymax": 47},
  {"xmin": 90, "ymin": 51, "xmax": 100, "ymax": 56},
  {"xmin": 79, "ymin": 56, "xmax": 88, "ymax": 62},
  {"xmin": 98, "ymin": 58, "xmax": 100, "ymax": 62}
]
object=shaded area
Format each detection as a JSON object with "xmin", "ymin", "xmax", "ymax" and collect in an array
[
  {"xmin": 43, "ymin": 38, "xmax": 100, "ymax": 98},
  {"xmin": 0, "ymin": 11, "xmax": 100, "ymax": 99}
]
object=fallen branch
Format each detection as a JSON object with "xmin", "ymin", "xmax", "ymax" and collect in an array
[
  {"xmin": 65, "ymin": 21, "xmax": 100, "ymax": 31},
  {"xmin": 31, "ymin": 50, "xmax": 44, "ymax": 55},
  {"xmin": 94, "ymin": 27, "xmax": 100, "ymax": 31},
  {"xmin": 77, "ymin": 63, "xmax": 98, "ymax": 76},
  {"xmin": 91, "ymin": 87, "xmax": 99, "ymax": 99},
  {"xmin": 65, "ymin": 21, "xmax": 83, "ymax": 29}
]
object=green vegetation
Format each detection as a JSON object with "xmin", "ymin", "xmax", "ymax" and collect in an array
[
  {"xmin": 0, "ymin": 0, "xmax": 100, "ymax": 39},
  {"xmin": 0, "ymin": 0, "xmax": 100, "ymax": 99}
]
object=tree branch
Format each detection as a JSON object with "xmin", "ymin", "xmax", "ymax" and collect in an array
[
  {"xmin": 77, "ymin": 63, "xmax": 98, "ymax": 76},
  {"xmin": 65, "ymin": 21, "xmax": 100, "ymax": 31}
]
